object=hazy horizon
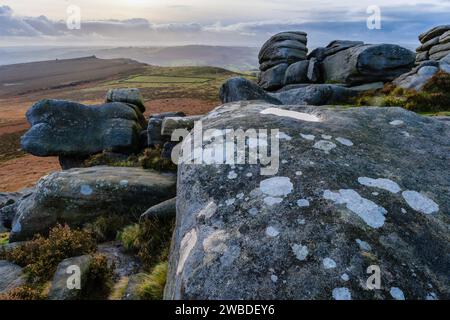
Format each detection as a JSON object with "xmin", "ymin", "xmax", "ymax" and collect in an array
[{"xmin": 1, "ymin": 1, "xmax": 450, "ymax": 49}]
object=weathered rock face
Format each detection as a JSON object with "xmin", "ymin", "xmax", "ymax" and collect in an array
[
  {"xmin": 322, "ymin": 44, "xmax": 415, "ymax": 85},
  {"xmin": 9, "ymin": 166, "xmax": 177, "ymax": 242},
  {"xmin": 308, "ymin": 40, "xmax": 364, "ymax": 62},
  {"xmin": 416, "ymin": 25, "xmax": 450, "ymax": 63},
  {"xmin": 106, "ymin": 88, "xmax": 146, "ymax": 113},
  {"xmin": 165, "ymin": 101, "xmax": 449, "ymax": 300},
  {"xmin": 0, "ymin": 260, "xmax": 25, "ymax": 294},
  {"xmin": 141, "ymin": 197, "xmax": 176, "ymax": 220},
  {"xmin": 0, "ymin": 189, "xmax": 34, "ymax": 231},
  {"xmin": 258, "ymin": 32, "xmax": 308, "ymax": 90},
  {"xmin": 161, "ymin": 116, "xmax": 204, "ymax": 137},
  {"xmin": 21, "ymin": 99, "xmax": 147, "ymax": 157},
  {"xmin": 271, "ymin": 84, "xmax": 358, "ymax": 106},
  {"xmin": 219, "ymin": 77, "xmax": 281, "ymax": 105}
]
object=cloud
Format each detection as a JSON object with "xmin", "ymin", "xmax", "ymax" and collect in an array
[{"xmin": 0, "ymin": 3, "xmax": 449, "ymax": 48}]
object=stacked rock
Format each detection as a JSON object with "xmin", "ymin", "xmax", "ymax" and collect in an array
[
  {"xmin": 416, "ymin": 25, "xmax": 450, "ymax": 63},
  {"xmin": 258, "ymin": 31, "xmax": 309, "ymax": 91}
]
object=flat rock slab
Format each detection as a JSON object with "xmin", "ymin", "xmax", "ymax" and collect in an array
[
  {"xmin": 10, "ymin": 166, "xmax": 177, "ymax": 241},
  {"xmin": 166, "ymin": 101, "xmax": 449, "ymax": 300},
  {"xmin": 21, "ymin": 99, "xmax": 146, "ymax": 157}
]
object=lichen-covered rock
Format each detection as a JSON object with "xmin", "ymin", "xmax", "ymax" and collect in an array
[
  {"xmin": 9, "ymin": 166, "xmax": 176, "ymax": 242},
  {"xmin": 393, "ymin": 59, "xmax": 449, "ymax": 91},
  {"xmin": 48, "ymin": 255, "xmax": 92, "ymax": 300},
  {"xmin": 219, "ymin": 77, "xmax": 281, "ymax": 105},
  {"xmin": 21, "ymin": 99, "xmax": 147, "ymax": 157},
  {"xmin": 165, "ymin": 101, "xmax": 449, "ymax": 300},
  {"xmin": 0, "ymin": 189, "xmax": 34, "ymax": 231},
  {"xmin": 0, "ymin": 260, "xmax": 25, "ymax": 294},
  {"xmin": 106, "ymin": 88, "xmax": 145, "ymax": 113},
  {"xmin": 284, "ymin": 60, "xmax": 310, "ymax": 85},
  {"xmin": 322, "ymin": 44, "xmax": 415, "ymax": 85}
]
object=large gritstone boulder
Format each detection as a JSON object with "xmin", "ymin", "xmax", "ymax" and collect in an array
[
  {"xmin": 0, "ymin": 260, "xmax": 25, "ymax": 294},
  {"xmin": 321, "ymin": 44, "xmax": 415, "ymax": 85},
  {"xmin": 147, "ymin": 112, "xmax": 187, "ymax": 147},
  {"xmin": 165, "ymin": 101, "xmax": 449, "ymax": 300},
  {"xmin": 9, "ymin": 166, "xmax": 176, "ymax": 242},
  {"xmin": 21, "ymin": 99, "xmax": 147, "ymax": 158}
]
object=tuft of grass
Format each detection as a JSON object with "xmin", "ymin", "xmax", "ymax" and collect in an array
[
  {"xmin": 137, "ymin": 262, "xmax": 168, "ymax": 300},
  {"xmin": 84, "ymin": 152, "xmax": 140, "ymax": 168},
  {"xmin": 0, "ymin": 233, "xmax": 8, "ymax": 246},
  {"xmin": 0, "ymin": 224, "xmax": 96, "ymax": 284},
  {"xmin": 118, "ymin": 218, "xmax": 174, "ymax": 271},
  {"xmin": 139, "ymin": 148, "xmax": 177, "ymax": 172},
  {"xmin": 84, "ymin": 215, "xmax": 130, "ymax": 243},
  {"xmin": 108, "ymin": 277, "xmax": 129, "ymax": 300}
]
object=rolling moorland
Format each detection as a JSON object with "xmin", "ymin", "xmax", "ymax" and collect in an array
[{"xmin": 0, "ymin": 56, "xmax": 251, "ymax": 192}]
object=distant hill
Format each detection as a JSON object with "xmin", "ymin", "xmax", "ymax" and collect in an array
[
  {"xmin": 0, "ymin": 56, "xmax": 147, "ymax": 97},
  {"xmin": 0, "ymin": 45, "xmax": 259, "ymax": 71}
]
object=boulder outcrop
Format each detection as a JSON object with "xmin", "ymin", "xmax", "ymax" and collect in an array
[
  {"xmin": 21, "ymin": 99, "xmax": 147, "ymax": 158},
  {"xmin": 9, "ymin": 166, "xmax": 177, "ymax": 242},
  {"xmin": 165, "ymin": 101, "xmax": 450, "ymax": 300},
  {"xmin": 416, "ymin": 25, "xmax": 450, "ymax": 63},
  {"xmin": 106, "ymin": 88, "xmax": 146, "ymax": 113}
]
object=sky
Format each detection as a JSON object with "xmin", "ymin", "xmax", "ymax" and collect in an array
[{"xmin": 0, "ymin": 0, "xmax": 449, "ymax": 48}]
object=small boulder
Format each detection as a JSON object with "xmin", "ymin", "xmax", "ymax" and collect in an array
[
  {"xmin": 147, "ymin": 112, "xmax": 186, "ymax": 147},
  {"xmin": 9, "ymin": 166, "xmax": 177, "ymax": 242},
  {"xmin": 284, "ymin": 60, "xmax": 310, "ymax": 85},
  {"xmin": 48, "ymin": 255, "xmax": 92, "ymax": 300},
  {"xmin": 161, "ymin": 115, "xmax": 204, "ymax": 137},
  {"xmin": 106, "ymin": 88, "xmax": 145, "ymax": 113}
]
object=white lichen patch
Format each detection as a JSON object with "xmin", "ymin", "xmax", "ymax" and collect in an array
[
  {"xmin": 260, "ymin": 107, "xmax": 320, "ymax": 122},
  {"xmin": 197, "ymin": 201, "xmax": 218, "ymax": 220},
  {"xmin": 390, "ymin": 120, "xmax": 404, "ymax": 126},
  {"xmin": 295, "ymin": 171, "xmax": 303, "ymax": 176},
  {"xmin": 271, "ymin": 275, "xmax": 279, "ymax": 283},
  {"xmin": 265, "ymin": 226, "xmax": 280, "ymax": 237},
  {"xmin": 390, "ymin": 287, "xmax": 406, "ymax": 300},
  {"xmin": 297, "ymin": 218, "xmax": 306, "ymax": 225},
  {"xmin": 248, "ymin": 208, "xmax": 259, "ymax": 216},
  {"xmin": 80, "ymin": 185, "xmax": 93, "ymax": 196},
  {"xmin": 227, "ymin": 170, "xmax": 238, "ymax": 180},
  {"xmin": 119, "ymin": 180, "xmax": 129, "ymax": 187},
  {"xmin": 323, "ymin": 258, "xmax": 337, "ymax": 269},
  {"xmin": 322, "ymin": 134, "xmax": 332, "ymax": 140},
  {"xmin": 291, "ymin": 244, "xmax": 309, "ymax": 261},
  {"xmin": 313, "ymin": 140, "xmax": 337, "ymax": 153},
  {"xmin": 402, "ymin": 191, "xmax": 439, "ymax": 214},
  {"xmin": 246, "ymin": 172, "xmax": 253, "ymax": 178},
  {"xmin": 358, "ymin": 177, "xmax": 401, "ymax": 194},
  {"xmin": 277, "ymin": 132, "xmax": 292, "ymax": 141},
  {"xmin": 341, "ymin": 273, "xmax": 350, "ymax": 282},
  {"xmin": 177, "ymin": 228, "xmax": 198, "ymax": 275},
  {"xmin": 225, "ymin": 198, "xmax": 235, "ymax": 206},
  {"xmin": 356, "ymin": 239, "xmax": 372, "ymax": 251},
  {"xmin": 236, "ymin": 193, "xmax": 244, "ymax": 200},
  {"xmin": 260, "ymin": 177, "xmax": 293, "ymax": 197},
  {"xmin": 300, "ymin": 134, "xmax": 315, "ymax": 141},
  {"xmin": 264, "ymin": 197, "xmax": 284, "ymax": 206},
  {"xmin": 297, "ymin": 199, "xmax": 310, "ymax": 208},
  {"xmin": 336, "ymin": 137, "xmax": 354, "ymax": 146},
  {"xmin": 323, "ymin": 189, "xmax": 387, "ymax": 229},
  {"xmin": 332, "ymin": 287, "xmax": 352, "ymax": 300}
]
